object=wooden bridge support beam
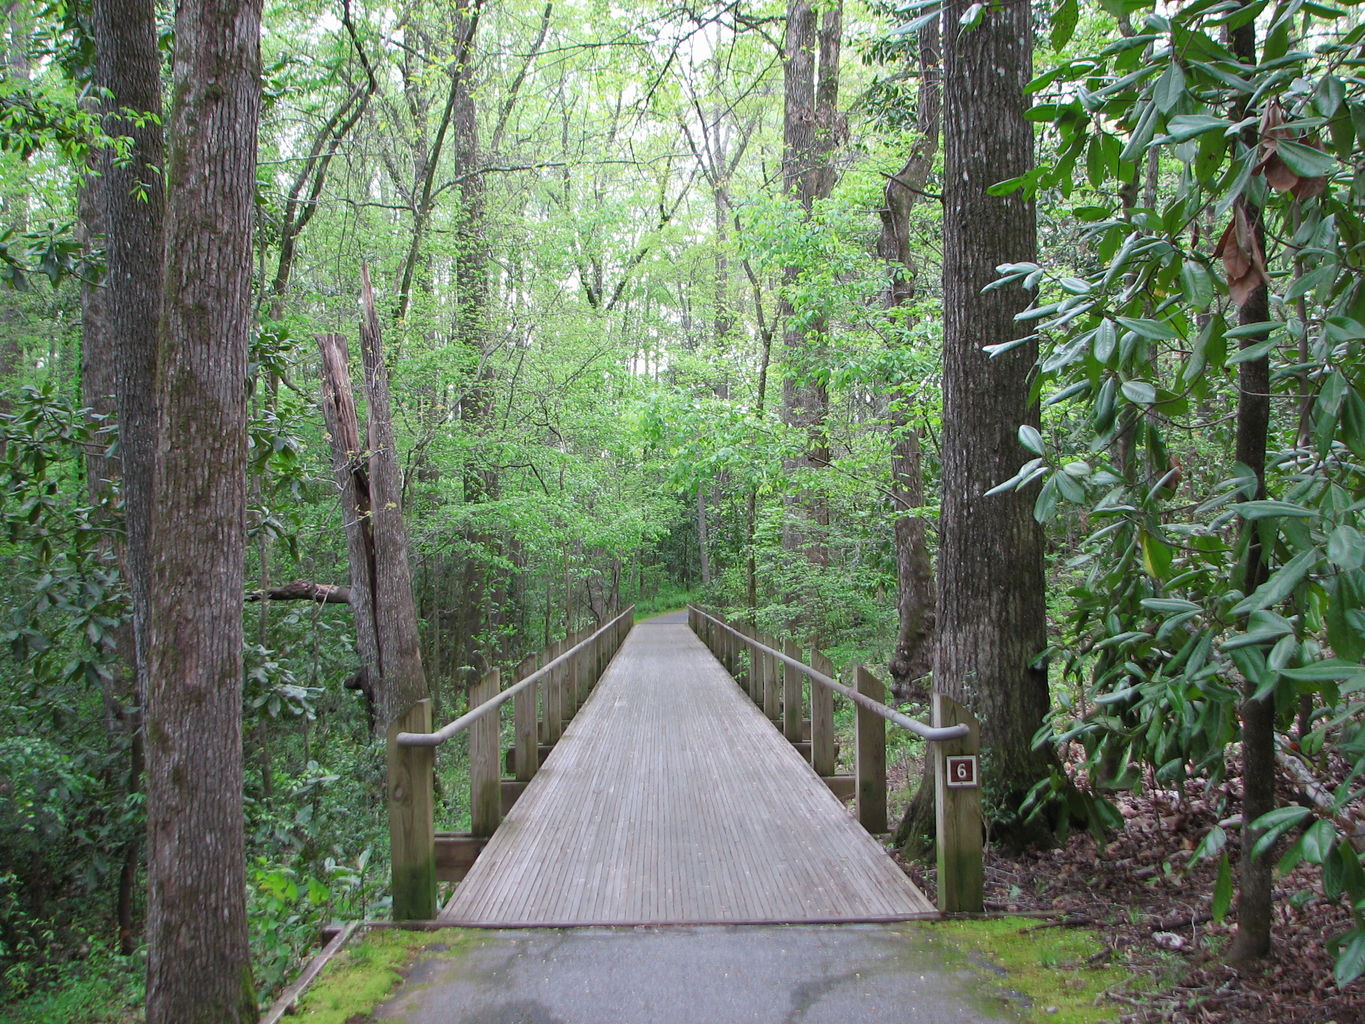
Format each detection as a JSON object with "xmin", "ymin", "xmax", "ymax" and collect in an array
[
  {"xmin": 513, "ymin": 655, "xmax": 538, "ymax": 781},
  {"xmin": 810, "ymin": 651, "xmax": 836, "ymax": 778},
  {"xmin": 933, "ymin": 693, "xmax": 983, "ymax": 913},
  {"xmin": 545, "ymin": 640, "xmax": 563, "ymax": 743},
  {"xmin": 470, "ymin": 669, "xmax": 502, "ymax": 837},
  {"xmin": 387, "ymin": 698, "xmax": 436, "ymax": 920},
  {"xmin": 783, "ymin": 639, "xmax": 803, "ymax": 744},
  {"xmin": 762, "ymin": 634, "xmax": 780, "ymax": 723},
  {"xmin": 854, "ymin": 667, "xmax": 888, "ymax": 834}
]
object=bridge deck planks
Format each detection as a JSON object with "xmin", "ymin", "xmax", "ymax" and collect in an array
[{"xmin": 438, "ymin": 621, "xmax": 933, "ymax": 926}]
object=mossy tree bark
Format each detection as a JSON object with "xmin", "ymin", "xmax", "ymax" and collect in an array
[
  {"xmin": 142, "ymin": 2, "xmax": 262, "ymax": 1021},
  {"xmin": 936, "ymin": 0, "xmax": 1054, "ymax": 849},
  {"xmin": 87, "ymin": 0, "xmax": 165, "ymax": 955}
]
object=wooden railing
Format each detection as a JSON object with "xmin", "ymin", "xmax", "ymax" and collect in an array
[
  {"xmin": 687, "ymin": 605, "xmax": 983, "ymax": 914},
  {"xmin": 386, "ymin": 606, "xmax": 635, "ymax": 919}
]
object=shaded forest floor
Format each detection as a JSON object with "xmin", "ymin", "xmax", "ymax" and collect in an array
[{"xmin": 896, "ymin": 778, "xmax": 1361, "ymax": 1023}]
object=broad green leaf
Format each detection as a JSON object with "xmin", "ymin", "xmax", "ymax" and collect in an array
[
  {"xmin": 1034, "ymin": 475, "xmax": 1060, "ymax": 523},
  {"xmin": 1212, "ymin": 852, "xmax": 1233, "ymax": 924},
  {"xmin": 1121, "ymin": 380, "xmax": 1156, "ymax": 404},
  {"xmin": 1056, "ymin": 470, "xmax": 1087, "ymax": 503},
  {"xmin": 1140, "ymin": 598, "xmax": 1201, "ymax": 614},
  {"xmin": 1141, "ymin": 531, "xmax": 1172, "ymax": 579},
  {"xmin": 1154, "ymin": 62, "xmax": 1186, "ymax": 114},
  {"xmin": 1276, "ymin": 139, "xmax": 1335, "ymax": 179},
  {"xmin": 1180, "ymin": 259, "xmax": 1214, "ymax": 309},
  {"xmin": 1249, "ymin": 804, "xmax": 1312, "ymax": 858},
  {"xmin": 1236, "ymin": 500, "xmax": 1318, "ymax": 520},
  {"xmin": 1018, "ymin": 424, "xmax": 1045, "ymax": 455},
  {"xmin": 1157, "ymin": 113, "xmax": 1228, "ymax": 144},
  {"xmin": 1115, "ymin": 315, "xmax": 1179, "ymax": 340},
  {"xmin": 1192, "ymin": 825, "xmax": 1227, "ymax": 861},
  {"xmin": 1230, "ymin": 548, "xmax": 1316, "ymax": 614},
  {"xmin": 1327, "ymin": 525, "xmax": 1363, "ymax": 569},
  {"xmin": 1280, "ymin": 660, "xmax": 1365, "ymax": 684},
  {"xmin": 1094, "ymin": 376, "xmax": 1117, "ymax": 431},
  {"xmin": 1333, "ymin": 930, "xmax": 1365, "ymax": 988},
  {"xmin": 1094, "ymin": 319, "xmax": 1117, "ymax": 363},
  {"xmin": 1051, "ymin": 0, "xmax": 1078, "ymax": 50},
  {"xmin": 1119, "ymin": 99, "xmax": 1159, "ymax": 163},
  {"xmin": 1223, "ymin": 615, "xmax": 1295, "ymax": 651},
  {"xmin": 1302, "ymin": 819, "xmax": 1336, "ymax": 865}
]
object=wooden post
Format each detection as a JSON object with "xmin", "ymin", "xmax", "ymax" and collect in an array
[
  {"xmin": 564, "ymin": 632, "xmax": 580, "ymax": 719},
  {"xmin": 470, "ymin": 669, "xmax": 501, "ymax": 838},
  {"xmin": 387, "ymin": 699, "xmax": 435, "ymax": 920},
  {"xmin": 513, "ymin": 656, "xmax": 538, "ymax": 782},
  {"xmin": 762, "ymin": 635, "xmax": 780, "ymax": 722},
  {"xmin": 934, "ymin": 692, "xmax": 983, "ymax": 913},
  {"xmin": 783, "ymin": 640, "xmax": 803, "ymax": 743},
  {"xmin": 810, "ymin": 651, "xmax": 836, "ymax": 778},
  {"xmin": 545, "ymin": 640, "xmax": 563, "ymax": 743},
  {"xmin": 855, "ymin": 666, "xmax": 888, "ymax": 833},
  {"xmin": 745, "ymin": 630, "xmax": 760, "ymax": 702},
  {"xmin": 742, "ymin": 630, "xmax": 753, "ymax": 704}
]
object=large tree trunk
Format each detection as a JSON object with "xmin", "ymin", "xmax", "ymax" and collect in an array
[
  {"xmin": 143, "ymin": 2, "xmax": 261, "ymax": 1021},
  {"xmin": 778, "ymin": 0, "xmax": 841, "ymax": 624},
  {"xmin": 451, "ymin": 29, "xmax": 500, "ymax": 687},
  {"xmin": 936, "ymin": 0, "xmax": 1053, "ymax": 849},
  {"xmin": 880, "ymin": 18, "xmax": 940, "ymax": 702},
  {"xmin": 89, "ymin": 0, "xmax": 164, "ymax": 966}
]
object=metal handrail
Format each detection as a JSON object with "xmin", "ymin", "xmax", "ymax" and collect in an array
[
  {"xmin": 689, "ymin": 605, "xmax": 969, "ymax": 742},
  {"xmin": 396, "ymin": 605, "xmax": 634, "ymax": 748}
]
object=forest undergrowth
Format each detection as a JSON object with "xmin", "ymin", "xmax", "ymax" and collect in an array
[{"xmin": 895, "ymin": 752, "xmax": 1364, "ymax": 1024}]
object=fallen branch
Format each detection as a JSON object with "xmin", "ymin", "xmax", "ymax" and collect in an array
[{"xmin": 246, "ymin": 580, "xmax": 351, "ymax": 605}]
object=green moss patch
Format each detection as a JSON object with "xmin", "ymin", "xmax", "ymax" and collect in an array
[
  {"xmin": 288, "ymin": 928, "xmax": 435, "ymax": 1023},
  {"xmin": 929, "ymin": 917, "xmax": 1132, "ymax": 1023}
]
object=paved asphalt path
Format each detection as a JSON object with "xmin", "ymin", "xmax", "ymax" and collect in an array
[{"xmin": 374, "ymin": 924, "xmax": 1016, "ymax": 1024}]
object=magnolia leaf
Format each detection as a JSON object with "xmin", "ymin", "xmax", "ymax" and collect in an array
[
  {"xmin": 1051, "ymin": 0, "xmax": 1078, "ymax": 50},
  {"xmin": 1230, "ymin": 548, "xmax": 1316, "ymax": 614},
  {"xmin": 1212, "ymin": 852, "xmax": 1233, "ymax": 924},
  {"xmin": 1276, "ymin": 139, "xmax": 1334, "ymax": 179},
  {"xmin": 1236, "ymin": 499, "xmax": 1317, "ymax": 520},
  {"xmin": 1121, "ymin": 380, "xmax": 1157, "ymax": 404},
  {"xmin": 1154, "ymin": 62, "xmax": 1186, "ymax": 114},
  {"xmin": 1327, "ymin": 525, "xmax": 1364, "ymax": 569},
  {"xmin": 1212, "ymin": 205, "xmax": 1270, "ymax": 307},
  {"xmin": 1302, "ymin": 819, "xmax": 1336, "ymax": 865},
  {"xmin": 1333, "ymin": 930, "xmax": 1365, "ymax": 988}
]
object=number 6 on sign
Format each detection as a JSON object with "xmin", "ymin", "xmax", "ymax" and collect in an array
[{"xmin": 945, "ymin": 755, "xmax": 978, "ymax": 789}]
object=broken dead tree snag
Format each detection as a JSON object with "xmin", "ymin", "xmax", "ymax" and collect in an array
[
  {"xmin": 315, "ymin": 273, "xmax": 428, "ymax": 733},
  {"xmin": 359, "ymin": 265, "xmax": 428, "ymax": 729},
  {"xmin": 318, "ymin": 330, "xmax": 382, "ymax": 727},
  {"xmin": 246, "ymin": 580, "xmax": 352, "ymax": 604}
]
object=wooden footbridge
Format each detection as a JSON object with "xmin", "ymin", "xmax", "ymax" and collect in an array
[{"xmin": 385, "ymin": 607, "xmax": 983, "ymax": 927}]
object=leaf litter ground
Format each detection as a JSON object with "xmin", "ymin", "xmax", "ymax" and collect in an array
[{"xmin": 894, "ymin": 761, "xmax": 1363, "ymax": 1024}]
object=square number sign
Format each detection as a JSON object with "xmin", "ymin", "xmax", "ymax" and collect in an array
[{"xmin": 945, "ymin": 755, "xmax": 979, "ymax": 789}]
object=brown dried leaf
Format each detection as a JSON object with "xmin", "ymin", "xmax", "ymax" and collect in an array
[
  {"xmin": 1293, "ymin": 173, "xmax": 1327, "ymax": 200},
  {"xmin": 1212, "ymin": 205, "xmax": 1269, "ymax": 307},
  {"xmin": 1264, "ymin": 154, "xmax": 1300, "ymax": 192}
]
